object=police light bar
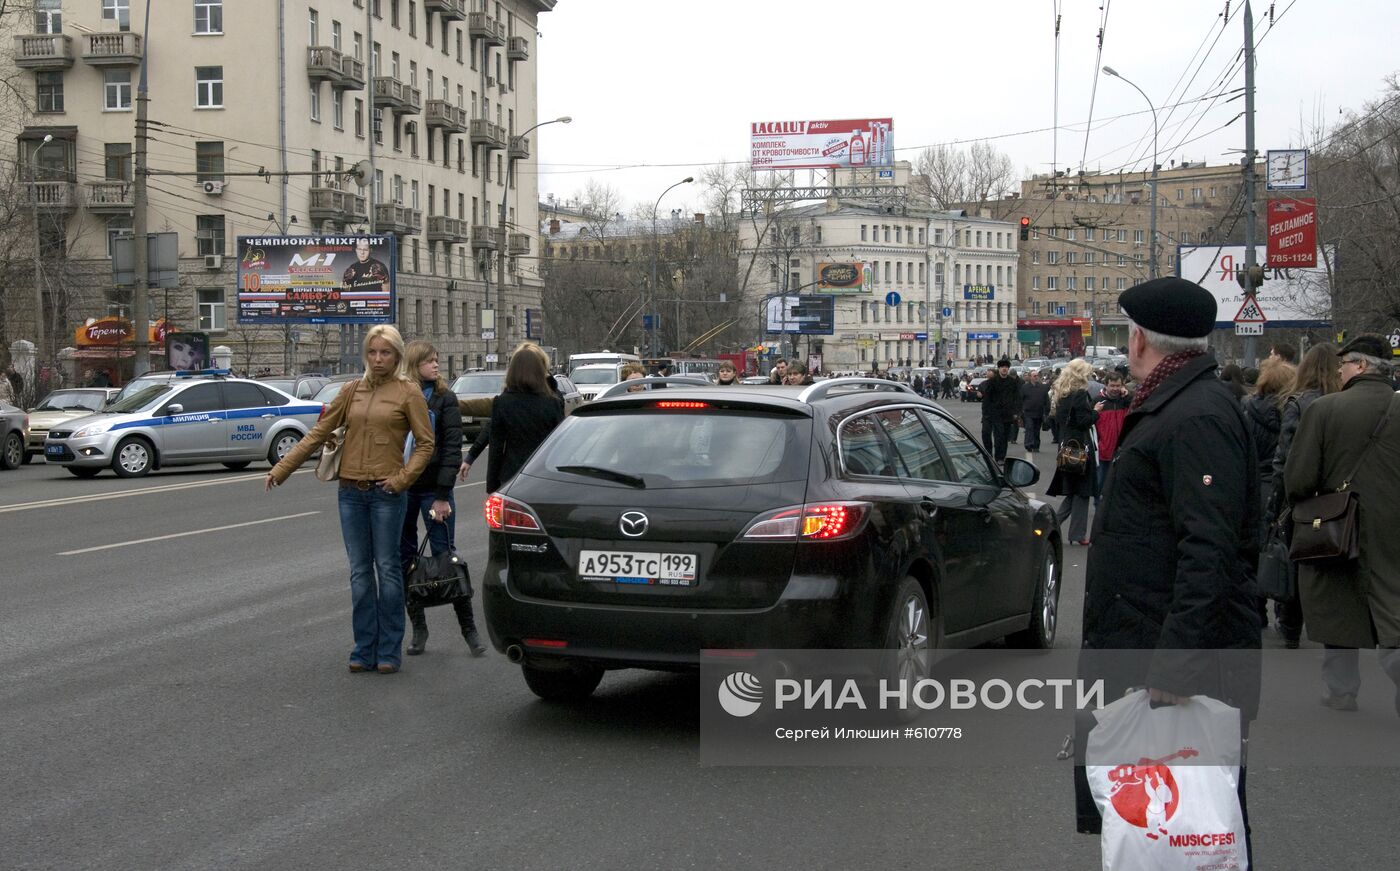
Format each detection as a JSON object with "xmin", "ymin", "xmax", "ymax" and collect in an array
[{"xmin": 174, "ymin": 368, "xmax": 232, "ymax": 377}]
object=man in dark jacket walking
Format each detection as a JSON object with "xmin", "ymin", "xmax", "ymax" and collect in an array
[
  {"xmin": 1075, "ymin": 278, "xmax": 1261, "ymax": 847},
  {"xmin": 1285, "ymin": 336, "xmax": 1400, "ymax": 714},
  {"xmin": 1019, "ymin": 369, "xmax": 1051, "ymax": 453},
  {"xmin": 980, "ymin": 358, "xmax": 1021, "ymax": 462}
]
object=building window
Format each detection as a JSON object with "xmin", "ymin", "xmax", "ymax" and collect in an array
[
  {"xmin": 1085, "ymin": 277, "xmax": 1095, "ymax": 292},
  {"xmin": 195, "ymin": 141, "xmax": 224, "ymax": 182},
  {"xmin": 1118, "ymin": 254, "xmax": 1128, "ymax": 267},
  {"xmin": 391, "ymin": 0, "xmax": 401, "ymax": 28},
  {"xmin": 309, "ymin": 85, "xmax": 321, "ymax": 122},
  {"xmin": 1066, "ymin": 277, "xmax": 1077, "ymax": 291},
  {"xmin": 1047, "ymin": 251, "xmax": 1059, "ymax": 265},
  {"xmin": 1116, "ymin": 278, "xmax": 1127, "ymax": 291},
  {"xmin": 194, "ymin": 0, "xmax": 222, "ymax": 34},
  {"xmin": 332, "ymin": 21, "xmax": 342, "ymax": 51},
  {"xmin": 105, "ymin": 143, "xmax": 133, "ymax": 180},
  {"xmin": 1084, "ymin": 227, "xmax": 1095, "ymax": 241},
  {"xmin": 1117, "ymin": 229, "xmax": 1127, "ymax": 242},
  {"xmin": 36, "ymin": 0, "xmax": 62, "ymax": 33},
  {"xmin": 1046, "ymin": 277, "xmax": 1058, "ymax": 291},
  {"xmin": 196, "ymin": 66, "xmax": 223, "ymax": 108},
  {"xmin": 1030, "ymin": 249, "xmax": 1039, "ymax": 265},
  {"xmin": 332, "ymin": 90, "xmax": 343, "ymax": 129},
  {"xmin": 1066, "ymin": 228, "xmax": 1076, "ymax": 241},
  {"xmin": 1084, "ymin": 251, "xmax": 1095, "ymax": 267},
  {"xmin": 1048, "ymin": 227, "xmax": 1059, "ymax": 239},
  {"xmin": 36, "ymin": 72, "xmax": 64, "ymax": 113},
  {"xmin": 103, "ymin": 0, "xmax": 131, "ymax": 30},
  {"xmin": 1133, "ymin": 229, "xmax": 1145, "ymax": 244},
  {"xmin": 196, "ymin": 215, "xmax": 225, "ymax": 256},
  {"xmin": 1066, "ymin": 251, "xmax": 1077, "ymax": 265},
  {"xmin": 354, "ymin": 98, "xmax": 364, "ymax": 137},
  {"xmin": 198, "ymin": 287, "xmax": 226, "ymax": 331},
  {"xmin": 104, "ymin": 70, "xmax": 132, "ymax": 110},
  {"xmin": 308, "ymin": 8, "xmax": 319, "ymax": 44},
  {"xmin": 106, "ymin": 216, "xmax": 133, "ymax": 258},
  {"xmin": 860, "ymin": 224, "xmax": 867, "ymax": 241},
  {"xmin": 1033, "ymin": 300, "xmax": 1041, "ymax": 315}
]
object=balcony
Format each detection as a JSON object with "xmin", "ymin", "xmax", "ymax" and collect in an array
[
  {"xmin": 14, "ymin": 34, "xmax": 75, "ymax": 70},
  {"xmin": 427, "ymin": 215, "xmax": 469, "ymax": 243},
  {"xmin": 309, "ymin": 187, "xmax": 369, "ymax": 226},
  {"xmin": 372, "ymin": 76, "xmax": 421, "ymax": 115},
  {"xmin": 469, "ymin": 119, "xmax": 506, "ymax": 150},
  {"xmin": 86, "ymin": 181, "xmax": 133, "ymax": 214},
  {"xmin": 470, "ymin": 226, "xmax": 502, "ymax": 251},
  {"xmin": 425, "ymin": 0, "xmax": 466, "ymax": 22},
  {"xmin": 508, "ymin": 135, "xmax": 530, "ymax": 161},
  {"xmin": 22, "ymin": 180, "xmax": 77, "ymax": 212},
  {"xmin": 306, "ymin": 46, "xmax": 364, "ymax": 91},
  {"xmin": 508, "ymin": 233, "xmax": 531, "ymax": 256},
  {"xmin": 468, "ymin": 12, "xmax": 506, "ymax": 46},
  {"xmin": 374, "ymin": 203, "xmax": 423, "ymax": 236},
  {"xmin": 82, "ymin": 32, "xmax": 142, "ymax": 67},
  {"xmin": 424, "ymin": 100, "xmax": 468, "ymax": 134},
  {"xmin": 508, "ymin": 36, "xmax": 529, "ymax": 61}
]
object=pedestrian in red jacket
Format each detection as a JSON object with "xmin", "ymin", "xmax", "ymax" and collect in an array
[{"xmin": 1092, "ymin": 372, "xmax": 1133, "ymax": 506}]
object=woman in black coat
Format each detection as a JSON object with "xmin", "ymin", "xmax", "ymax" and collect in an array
[
  {"xmin": 398, "ymin": 341, "xmax": 484, "ymax": 657},
  {"xmin": 486, "ymin": 343, "xmax": 565, "ymax": 494},
  {"xmin": 1047, "ymin": 359, "xmax": 1098, "ymax": 545}
]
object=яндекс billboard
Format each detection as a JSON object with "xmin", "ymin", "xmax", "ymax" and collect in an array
[
  {"xmin": 237, "ymin": 235, "xmax": 397, "ymax": 325},
  {"xmin": 751, "ymin": 119, "xmax": 893, "ymax": 170}
]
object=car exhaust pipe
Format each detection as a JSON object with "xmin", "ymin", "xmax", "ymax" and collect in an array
[{"xmin": 506, "ymin": 644, "xmax": 525, "ymax": 664}]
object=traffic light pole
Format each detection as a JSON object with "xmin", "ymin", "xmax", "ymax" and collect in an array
[{"xmin": 1240, "ymin": 0, "xmax": 1261, "ymax": 367}]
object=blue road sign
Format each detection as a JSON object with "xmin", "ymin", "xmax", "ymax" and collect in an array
[
  {"xmin": 885, "ymin": 291, "xmax": 901, "ymax": 307},
  {"xmin": 941, "ymin": 307, "xmax": 953, "ymax": 318}
]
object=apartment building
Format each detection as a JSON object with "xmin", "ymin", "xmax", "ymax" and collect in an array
[
  {"xmin": 738, "ymin": 195, "xmax": 1019, "ymax": 371},
  {"xmin": 4, "ymin": 0, "xmax": 554, "ymax": 379},
  {"xmin": 980, "ymin": 162, "xmax": 1250, "ymax": 352}
]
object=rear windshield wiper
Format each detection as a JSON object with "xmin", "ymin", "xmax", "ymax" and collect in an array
[{"xmin": 555, "ymin": 464, "xmax": 646, "ymax": 489}]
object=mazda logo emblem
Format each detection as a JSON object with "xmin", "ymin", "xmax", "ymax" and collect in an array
[{"xmin": 619, "ymin": 511, "xmax": 649, "ymax": 537}]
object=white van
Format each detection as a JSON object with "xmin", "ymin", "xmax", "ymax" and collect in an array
[
  {"xmin": 1083, "ymin": 345, "xmax": 1120, "ymax": 358},
  {"xmin": 567, "ymin": 351, "xmax": 640, "ymax": 375}
]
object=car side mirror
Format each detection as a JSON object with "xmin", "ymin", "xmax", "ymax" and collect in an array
[
  {"xmin": 967, "ymin": 486, "xmax": 998, "ymax": 508},
  {"xmin": 165, "ymin": 403, "xmax": 184, "ymax": 415},
  {"xmin": 1004, "ymin": 457, "xmax": 1040, "ymax": 488}
]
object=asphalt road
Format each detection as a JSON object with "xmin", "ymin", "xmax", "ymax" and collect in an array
[{"xmin": 1, "ymin": 398, "xmax": 1395, "ymax": 869}]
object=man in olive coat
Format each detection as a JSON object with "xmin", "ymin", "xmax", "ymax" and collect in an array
[
  {"xmin": 1284, "ymin": 336, "xmax": 1400, "ymax": 713},
  {"xmin": 1075, "ymin": 277, "xmax": 1261, "ymax": 841}
]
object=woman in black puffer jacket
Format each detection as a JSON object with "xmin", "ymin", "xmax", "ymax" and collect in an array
[
  {"xmin": 1241, "ymin": 357, "xmax": 1295, "ymax": 505},
  {"xmin": 399, "ymin": 341, "xmax": 484, "ymax": 657}
]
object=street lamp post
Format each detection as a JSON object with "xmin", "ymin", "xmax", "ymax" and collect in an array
[
  {"xmin": 28, "ymin": 134, "xmax": 55, "ymax": 391},
  {"xmin": 1103, "ymin": 66, "xmax": 1159, "ymax": 280},
  {"xmin": 500, "ymin": 115, "xmax": 570, "ymax": 368},
  {"xmin": 649, "ymin": 176, "xmax": 693, "ymax": 357}
]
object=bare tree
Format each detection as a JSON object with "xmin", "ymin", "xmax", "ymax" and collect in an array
[{"xmin": 912, "ymin": 141, "xmax": 1017, "ymax": 210}]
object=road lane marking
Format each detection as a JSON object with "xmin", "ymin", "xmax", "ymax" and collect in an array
[
  {"xmin": 0, "ymin": 468, "xmax": 315, "ymax": 514},
  {"xmin": 57, "ymin": 511, "xmax": 321, "ymax": 555}
]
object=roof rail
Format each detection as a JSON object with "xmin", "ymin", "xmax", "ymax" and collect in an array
[
  {"xmin": 594, "ymin": 375, "xmax": 711, "ymax": 400},
  {"xmin": 797, "ymin": 377, "xmax": 917, "ymax": 403}
]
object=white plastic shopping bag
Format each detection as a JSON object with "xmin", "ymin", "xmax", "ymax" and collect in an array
[{"xmin": 1087, "ymin": 690, "xmax": 1247, "ymax": 871}]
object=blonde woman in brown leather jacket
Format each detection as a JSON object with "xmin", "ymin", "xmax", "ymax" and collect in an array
[{"xmin": 265, "ymin": 325, "xmax": 435, "ymax": 674}]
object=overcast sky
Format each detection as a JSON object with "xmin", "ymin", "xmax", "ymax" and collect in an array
[{"xmin": 533, "ymin": 0, "xmax": 1398, "ymax": 214}]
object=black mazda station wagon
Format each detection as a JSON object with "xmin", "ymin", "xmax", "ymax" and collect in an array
[{"xmin": 482, "ymin": 377, "xmax": 1062, "ymax": 701}]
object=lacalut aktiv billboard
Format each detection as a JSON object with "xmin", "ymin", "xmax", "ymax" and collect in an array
[{"xmin": 750, "ymin": 119, "xmax": 893, "ymax": 170}]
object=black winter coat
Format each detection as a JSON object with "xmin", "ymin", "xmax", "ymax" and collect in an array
[
  {"xmin": 407, "ymin": 383, "xmax": 464, "ymax": 500},
  {"xmin": 1081, "ymin": 353, "xmax": 1261, "ymax": 715},
  {"xmin": 1268, "ymin": 389, "xmax": 1321, "ymax": 513},
  {"xmin": 1020, "ymin": 381, "xmax": 1051, "ymax": 418},
  {"xmin": 486, "ymin": 389, "xmax": 565, "ymax": 493},
  {"xmin": 1241, "ymin": 393, "xmax": 1282, "ymax": 493},
  {"xmin": 980, "ymin": 373, "xmax": 1022, "ymax": 422},
  {"xmin": 1046, "ymin": 389, "xmax": 1097, "ymax": 498}
]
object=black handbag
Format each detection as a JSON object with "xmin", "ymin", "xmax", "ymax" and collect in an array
[
  {"xmin": 1288, "ymin": 397, "xmax": 1395, "ymax": 564},
  {"xmin": 404, "ymin": 534, "xmax": 473, "ymax": 608},
  {"xmin": 1256, "ymin": 512, "xmax": 1295, "ymax": 601},
  {"xmin": 1057, "ymin": 439, "xmax": 1089, "ymax": 474}
]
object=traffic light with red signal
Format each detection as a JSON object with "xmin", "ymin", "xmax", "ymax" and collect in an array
[{"xmin": 1019, "ymin": 216, "xmax": 1030, "ymax": 241}]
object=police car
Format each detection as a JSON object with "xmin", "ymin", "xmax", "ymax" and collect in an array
[{"xmin": 44, "ymin": 370, "xmax": 323, "ymax": 478}]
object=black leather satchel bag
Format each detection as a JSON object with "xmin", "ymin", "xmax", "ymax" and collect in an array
[
  {"xmin": 1057, "ymin": 439, "xmax": 1089, "ymax": 474},
  {"xmin": 405, "ymin": 535, "xmax": 472, "ymax": 608},
  {"xmin": 1288, "ymin": 396, "xmax": 1395, "ymax": 565}
]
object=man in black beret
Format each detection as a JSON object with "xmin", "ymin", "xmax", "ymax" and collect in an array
[
  {"xmin": 1284, "ymin": 335, "xmax": 1400, "ymax": 716},
  {"xmin": 1074, "ymin": 277, "xmax": 1261, "ymax": 857}
]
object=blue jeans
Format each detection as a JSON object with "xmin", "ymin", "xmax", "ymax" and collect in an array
[
  {"xmin": 399, "ymin": 489, "xmax": 456, "ymax": 566},
  {"xmin": 338, "ymin": 484, "xmax": 409, "ymax": 667}
]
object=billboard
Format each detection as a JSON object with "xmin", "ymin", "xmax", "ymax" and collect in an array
[
  {"xmin": 236, "ymin": 234, "xmax": 396, "ymax": 325},
  {"xmin": 750, "ymin": 118, "xmax": 893, "ymax": 170},
  {"xmin": 165, "ymin": 332, "xmax": 211, "ymax": 370},
  {"xmin": 816, "ymin": 262, "xmax": 865, "ymax": 292},
  {"xmin": 1266, "ymin": 198, "xmax": 1317, "ymax": 268},
  {"xmin": 1177, "ymin": 245, "xmax": 1332, "ymax": 328},
  {"xmin": 963, "ymin": 284, "xmax": 996, "ymax": 300},
  {"xmin": 764, "ymin": 295, "xmax": 835, "ymax": 335}
]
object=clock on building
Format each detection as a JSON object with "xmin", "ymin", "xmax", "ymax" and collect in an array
[{"xmin": 1265, "ymin": 149, "xmax": 1308, "ymax": 190}]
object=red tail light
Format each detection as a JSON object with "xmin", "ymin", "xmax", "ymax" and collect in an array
[
  {"xmin": 484, "ymin": 493, "xmax": 545, "ymax": 533},
  {"xmin": 523, "ymin": 638, "xmax": 568, "ymax": 648},
  {"xmin": 654, "ymin": 401, "xmax": 709, "ymax": 409},
  {"xmin": 741, "ymin": 502, "xmax": 870, "ymax": 541}
]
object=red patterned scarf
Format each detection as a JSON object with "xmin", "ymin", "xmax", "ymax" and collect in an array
[{"xmin": 1128, "ymin": 350, "xmax": 1206, "ymax": 412}]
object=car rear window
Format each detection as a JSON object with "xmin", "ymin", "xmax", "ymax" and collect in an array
[
  {"xmin": 452, "ymin": 373, "xmax": 506, "ymax": 395},
  {"xmin": 536, "ymin": 410, "xmax": 807, "ymax": 488}
]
